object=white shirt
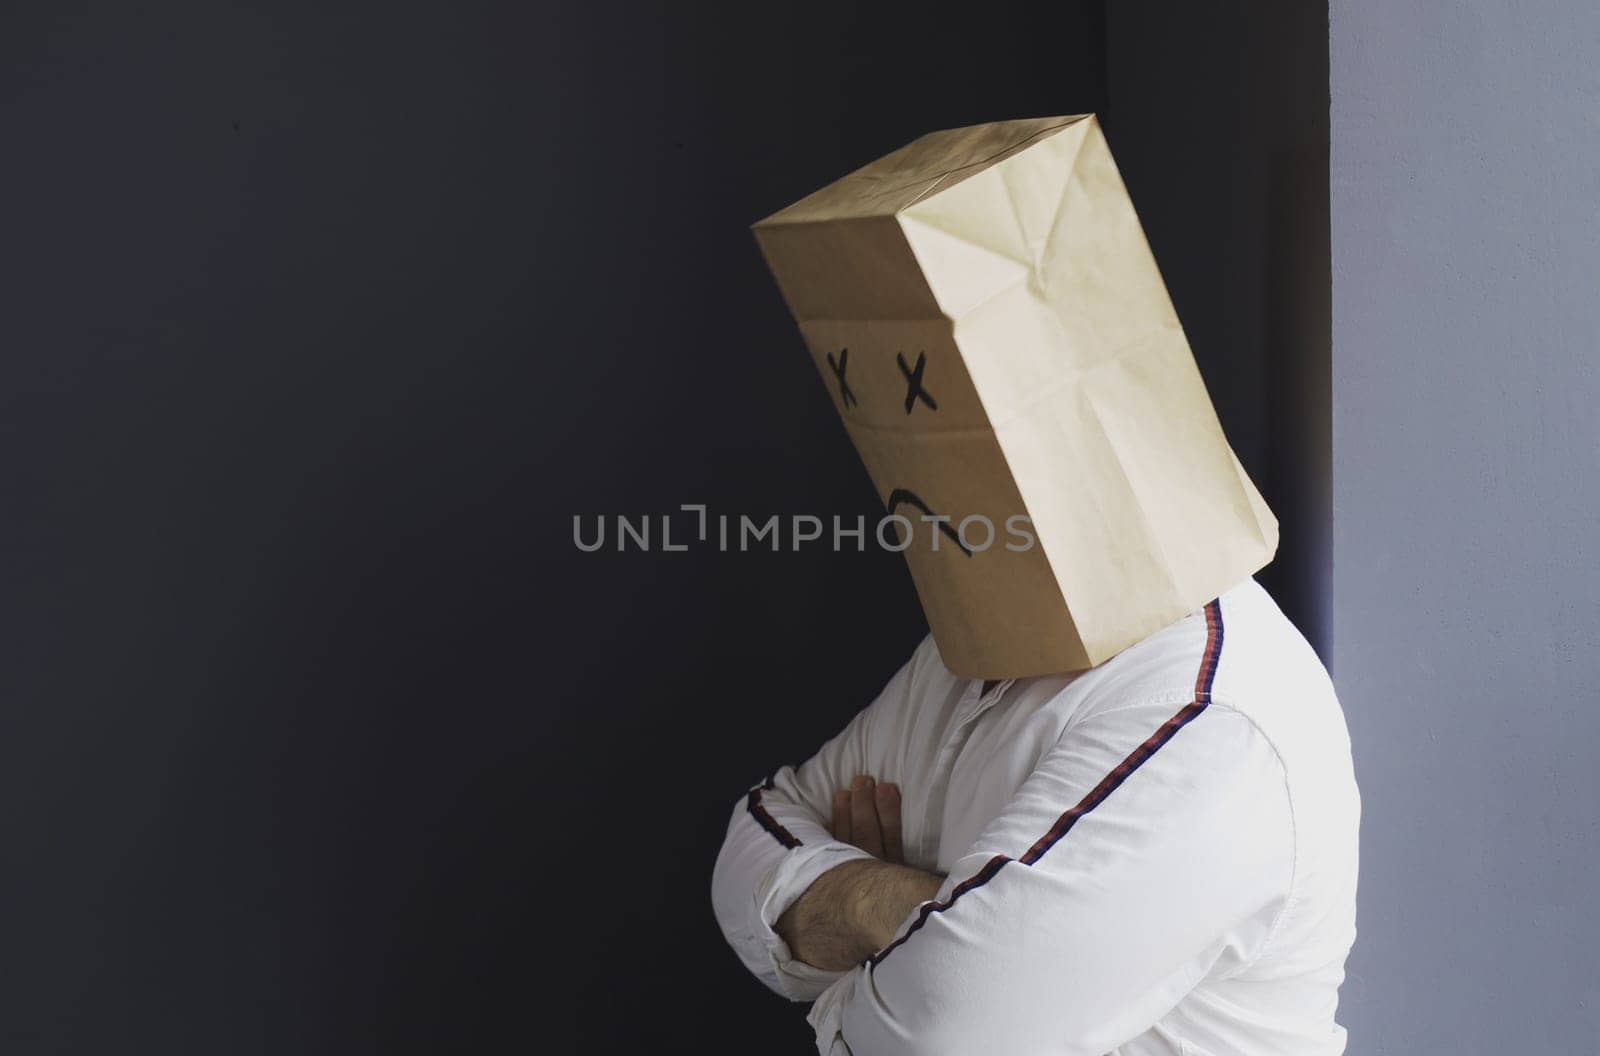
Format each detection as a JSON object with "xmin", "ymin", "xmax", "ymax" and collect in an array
[{"xmin": 711, "ymin": 576, "xmax": 1359, "ymax": 1056}]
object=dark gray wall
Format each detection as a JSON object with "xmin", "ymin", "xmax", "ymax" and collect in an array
[
  {"xmin": 1331, "ymin": 3, "xmax": 1600, "ymax": 1051},
  {"xmin": 1106, "ymin": 2, "xmax": 1332, "ymax": 658},
  {"xmin": 0, "ymin": 3, "xmax": 1107, "ymax": 1053},
  {"xmin": 1, "ymin": 1, "xmax": 1351, "ymax": 1050}
]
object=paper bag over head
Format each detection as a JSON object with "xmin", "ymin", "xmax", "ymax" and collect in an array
[{"xmin": 751, "ymin": 115, "xmax": 1277, "ymax": 678}]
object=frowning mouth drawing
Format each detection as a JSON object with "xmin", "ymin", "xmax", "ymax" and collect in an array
[{"xmin": 885, "ymin": 488, "xmax": 973, "ymax": 557}]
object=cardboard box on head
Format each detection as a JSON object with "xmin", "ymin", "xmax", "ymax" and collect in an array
[{"xmin": 751, "ymin": 115, "xmax": 1277, "ymax": 679}]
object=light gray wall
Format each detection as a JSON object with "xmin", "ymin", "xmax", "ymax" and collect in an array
[{"xmin": 1331, "ymin": 4, "xmax": 1600, "ymax": 1051}]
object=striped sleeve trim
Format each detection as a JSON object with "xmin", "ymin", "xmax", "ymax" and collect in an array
[
  {"xmin": 867, "ymin": 598, "xmax": 1225, "ymax": 968},
  {"xmin": 746, "ymin": 773, "xmax": 802, "ymax": 849}
]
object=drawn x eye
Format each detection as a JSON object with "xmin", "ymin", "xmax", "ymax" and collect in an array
[
  {"xmin": 826, "ymin": 348, "xmax": 856, "ymax": 408},
  {"xmin": 897, "ymin": 351, "xmax": 937, "ymax": 414}
]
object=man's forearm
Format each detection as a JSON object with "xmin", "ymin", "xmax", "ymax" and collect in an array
[{"xmin": 775, "ymin": 858, "xmax": 943, "ymax": 971}]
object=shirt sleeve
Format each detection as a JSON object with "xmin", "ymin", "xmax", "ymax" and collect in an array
[
  {"xmin": 806, "ymin": 697, "xmax": 1295, "ymax": 1056},
  {"xmin": 710, "ymin": 645, "xmax": 929, "ymax": 1002}
]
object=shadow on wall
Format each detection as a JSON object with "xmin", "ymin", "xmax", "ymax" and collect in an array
[{"xmin": 1104, "ymin": 1, "xmax": 1332, "ymax": 659}]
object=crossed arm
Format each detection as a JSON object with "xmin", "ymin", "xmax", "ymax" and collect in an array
[
  {"xmin": 775, "ymin": 776, "xmax": 944, "ymax": 971},
  {"xmin": 711, "ymin": 675, "xmax": 1295, "ymax": 1056}
]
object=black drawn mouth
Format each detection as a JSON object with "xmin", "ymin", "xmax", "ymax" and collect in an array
[{"xmin": 885, "ymin": 488, "xmax": 973, "ymax": 557}]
